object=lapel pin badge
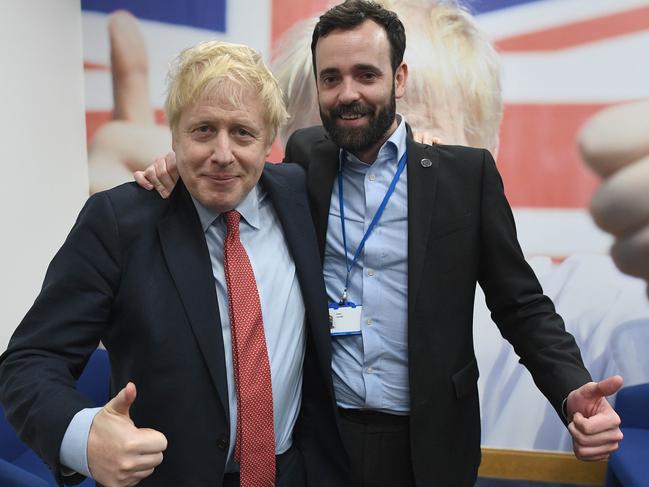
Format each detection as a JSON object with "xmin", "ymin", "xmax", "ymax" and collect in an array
[{"xmin": 420, "ymin": 158, "xmax": 432, "ymax": 168}]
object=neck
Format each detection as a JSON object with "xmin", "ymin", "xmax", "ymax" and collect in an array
[{"xmin": 351, "ymin": 118, "xmax": 399, "ymax": 165}]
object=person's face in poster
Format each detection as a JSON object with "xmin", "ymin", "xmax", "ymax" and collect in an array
[
  {"xmin": 172, "ymin": 84, "xmax": 271, "ymax": 213},
  {"xmin": 314, "ymin": 19, "xmax": 407, "ymax": 161}
]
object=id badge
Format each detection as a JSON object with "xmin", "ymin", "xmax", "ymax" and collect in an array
[{"xmin": 328, "ymin": 302, "xmax": 362, "ymax": 336}]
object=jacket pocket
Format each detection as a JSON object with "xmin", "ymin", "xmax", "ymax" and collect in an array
[{"xmin": 432, "ymin": 213, "xmax": 473, "ymax": 240}]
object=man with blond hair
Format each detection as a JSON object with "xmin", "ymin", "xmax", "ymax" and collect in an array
[{"xmin": 0, "ymin": 41, "xmax": 346, "ymax": 487}]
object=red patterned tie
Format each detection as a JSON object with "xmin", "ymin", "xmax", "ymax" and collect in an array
[{"xmin": 223, "ymin": 210, "xmax": 276, "ymax": 487}]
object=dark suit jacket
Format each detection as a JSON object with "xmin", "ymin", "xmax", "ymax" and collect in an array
[
  {"xmin": 0, "ymin": 163, "xmax": 347, "ymax": 486},
  {"xmin": 284, "ymin": 126, "xmax": 592, "ymax": 487}
]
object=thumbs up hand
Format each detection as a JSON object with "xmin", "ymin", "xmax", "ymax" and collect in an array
[
  {"xmin": 566, "ymin": 376, "xmax": 624, "ymax": 461},
  {"xmin": 87, "ymin": 382, "xmax": 168, "ymax": 486}
]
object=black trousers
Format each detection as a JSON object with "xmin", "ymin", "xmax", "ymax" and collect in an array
[
  {"xmin": 222, "ymin": 443, "xmax": 305, "ymax": 487},
  {"xmin": 338, "ymin": 408, "xmax": 415, "ymax": 487}
]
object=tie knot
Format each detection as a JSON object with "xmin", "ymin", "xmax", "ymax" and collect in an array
[{"xmin": 224, "ymin": 210, "xmax": 241, "ymax": 235}]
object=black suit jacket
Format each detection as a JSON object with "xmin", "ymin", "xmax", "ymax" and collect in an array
[
  {"xmin": 284, "ymin": 126, "xmax": 592, "ymax": 487},
  {"xmin": 0, "ymin": 163, "xmax": 346, "ymax": 486}
]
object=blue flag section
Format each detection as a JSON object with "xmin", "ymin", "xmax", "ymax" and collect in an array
[
  {"xmin": 467, "ymin": 0, "xmax": 542, "ymax": 14},
  {"xmin": 81, "ymin": 0, "xmax": 226, "ymax": 32}
]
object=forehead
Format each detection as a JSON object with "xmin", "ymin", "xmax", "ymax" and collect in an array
[
  {"xmin": 314, "ymin": 19, "xmax": 392, "ymax": 73},
  {"xmin": 180, "ymin": 83, "xmax": 266, "ymax": 127}
]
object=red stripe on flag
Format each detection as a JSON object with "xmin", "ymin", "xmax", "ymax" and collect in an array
[
  {"xmin": 84, "ymin": 61, "xmax": 109, "ymax": 71},
  {"xmin": 497, "ymin": 103, "xmax": 613, "ymax": 208},
  {"xmin": 271, "ymin": 0, "xmax": 331, "ymax": 45},
  {"xmin": 495, "ymin": 6, "xmax": 649, "ymax": 52}
]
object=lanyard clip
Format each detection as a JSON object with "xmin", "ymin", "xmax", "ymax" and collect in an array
[{"xmin": 339, "ymin": 288, "xmax": 348, "ymax": 305}]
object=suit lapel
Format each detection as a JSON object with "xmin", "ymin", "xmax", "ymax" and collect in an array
[
  {"xmin": 261, "ymin": 165, "xmax": 334, "ymax": 390},
  {"xmin": 307, "ymin": 136, "xmax": 339, "ymax": 260},
  {"xmin": 158, "ymin": 183, "xmax": 230, "ymax": 418},
  {"xmin": 406, "ymin": 139, "xmax": 440, "ymax": 316}
]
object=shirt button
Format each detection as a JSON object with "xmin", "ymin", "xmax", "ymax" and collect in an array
[
  {"xmin": 366, "ymin": 318, "xmax": 372, "ymax": 325},
  {"xmin": 367, "ymin": 269, "xmax": 374, "ymax": 276},
  {"xmin": 369, "ymin": 174, "xmax": 376, "ymax": 181},
  {"xmin": 367, "ymin": 367, "xmax": 374, "ymax": 374}
]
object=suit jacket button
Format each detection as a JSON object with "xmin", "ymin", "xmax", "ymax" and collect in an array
[
  {"xmin": 217, "ymin": 436, "xmax": 228, "ymax": 450},
  {"xmin": 420, "ymin": 158, "xmax": 432, "ymax": 168}
]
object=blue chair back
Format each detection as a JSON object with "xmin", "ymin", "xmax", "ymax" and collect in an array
[{"xmin": 0, "ymin": 348, "xmax": 110, "ymax": 486}]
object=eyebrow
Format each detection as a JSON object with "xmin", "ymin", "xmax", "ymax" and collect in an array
[
  {"xmin": 189, "ymin": 113, "xmax": 262, "ymax": 128},
  {"xmin": 353, "ymin": 64, "xmax": 382, "ymax": 73},
  {"xmin": 318, "ymin": 64, "xmax": 383, "ymax": 78},
  {"xmin": 318, "ymin": 67, "xmax": 340, "ymax": 78}
]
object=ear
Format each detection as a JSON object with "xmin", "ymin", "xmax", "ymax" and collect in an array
[
  {"xmin": 171, "ymin": 128, "xmax": 177, "ymax": 152},
  {"xmin": 394, "ymin": 62, "xmax": 408, "ymax": 100}
]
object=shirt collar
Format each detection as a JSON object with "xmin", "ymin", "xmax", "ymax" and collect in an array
[
  {"xmin": 191, "ymin": 184, "xmax": 261, "ymax": 232},
  {"xmin": 339, "ymin": 114, "xmax": 407, "ymax": 168}
]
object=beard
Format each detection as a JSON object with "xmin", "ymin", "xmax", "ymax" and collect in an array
[{"xmin": 319, "ymin": 87, "xmax": 396, "ymax": 155}]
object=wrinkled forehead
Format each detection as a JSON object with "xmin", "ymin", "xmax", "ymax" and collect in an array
[
  {"xmin": 199, "ymin": 80, "xmax": 254, "ymax": 109},
  {"xmin": 187, "ymin": 80, "xmax": 267, "ymax": 124}
]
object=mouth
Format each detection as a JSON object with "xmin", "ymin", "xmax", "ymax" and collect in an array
[
  {"xmin": 338, "ymin": 117, "xmax": 368, "ymax": 130},
  {"xmin": 204, "ymin": 174, "xmax": 238, "ymax": 184},
  {"xmin": 336, "ymin": 112, "xmax": 369, "ymax": 128},
  {"xmin": 333, "ymin": 103, "xmax": 371, "ymax": 126},
  {"xmin": 339, "ymin": 113, "xmax": 365, "ymax": 120}
]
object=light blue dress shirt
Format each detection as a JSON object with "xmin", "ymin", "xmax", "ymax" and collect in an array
[
  {"xmin": 324, "ymin": 117, "xmax": 410, "ymax": 414},
  {"xmin": 61, "ymin": 184, "xmax": 306, "ymax": 476}
]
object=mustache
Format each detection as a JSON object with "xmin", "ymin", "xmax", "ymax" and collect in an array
[{"xmin": 330, "ymin": 102, "xmax": 373, "ymax": 118}]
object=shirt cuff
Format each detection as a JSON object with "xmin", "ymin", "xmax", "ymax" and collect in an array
[{"xmin": 60, "ymin": 407, "xmax": 102, "ymax": 478}]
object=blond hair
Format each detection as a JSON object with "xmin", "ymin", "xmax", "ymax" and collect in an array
[
  {"xmin": 272, "ymin": 17, "xmax": 321, "ymax": 144},
  {"xmin": 165, "ymin": 40, "xmax": 289, "ymax": 144},
  {"xmin": 395, "ymin": 1, "xmax": 502, "ymax": 152}
]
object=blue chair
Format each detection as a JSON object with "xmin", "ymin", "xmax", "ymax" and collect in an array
[
  {"xmin": 606, "ymin": 383, "xmax": 649, "ymax": 487},
  {"xmin": 0, "ymin": 348, "xmax": 110, "ymax": 486}
]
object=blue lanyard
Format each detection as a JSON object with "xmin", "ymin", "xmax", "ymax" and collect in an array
[{"xmin": 337, "ymin": 151, "xmax": 407, "ymax": 303}]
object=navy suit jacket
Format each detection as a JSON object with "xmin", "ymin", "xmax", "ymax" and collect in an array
[
  {"xmin": 0, "ymin": 162, "xmax": 347, "ymax": 486},
  {"xmin": 285, "ymin": 126, "xmax": 592, "ymax": 487}
]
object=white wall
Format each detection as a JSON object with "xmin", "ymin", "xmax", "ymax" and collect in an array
[{"xmin": 0, "ymin": 1, "xmax": 88, "ymax": 350}]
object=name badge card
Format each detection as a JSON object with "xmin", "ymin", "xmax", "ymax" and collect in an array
[{"xmin": 328, "ymin": 303, "xmax": 362, "ymax": 336}]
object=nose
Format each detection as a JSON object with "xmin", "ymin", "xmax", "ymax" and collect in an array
[
  {"xmin": 338, "ymin": 78, "xmax": 360, "ymax": 105},
  {"xmin": 210, "ymin": 131, "xmax": 235, "ymax": 166}
]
